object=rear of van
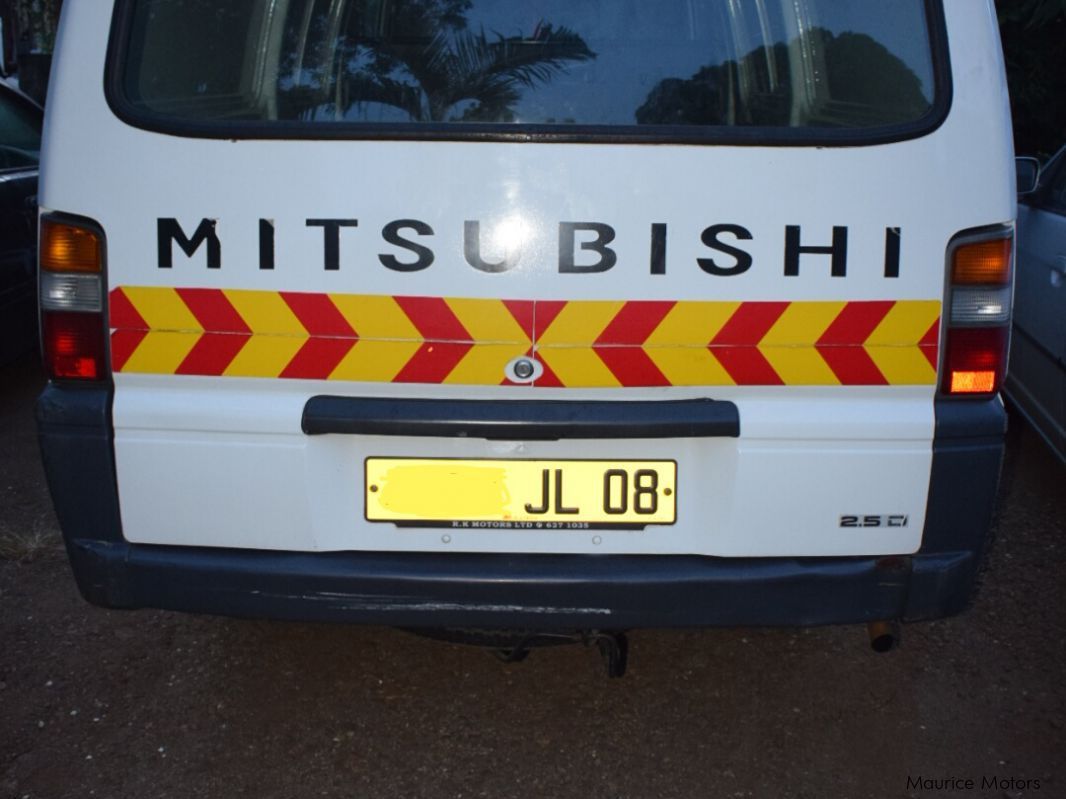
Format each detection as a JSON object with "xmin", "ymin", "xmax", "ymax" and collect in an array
[{"xmin": 38, "ymin": 0, "xmax": 1013, "ymax": 631}]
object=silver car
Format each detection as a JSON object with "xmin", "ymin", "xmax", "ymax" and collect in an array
[{"xmin": 1008, "ymin": 147, "xmax": 1066, "ymax": 462}]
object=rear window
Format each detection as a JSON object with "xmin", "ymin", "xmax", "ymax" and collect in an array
[{"xmin": 110, "ymin": 0, "xmax": 946, "ymax": 142}]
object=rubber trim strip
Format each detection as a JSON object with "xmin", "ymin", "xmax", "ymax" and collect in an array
[{"xmin": 301, "ymin": 396, "xmax": 739, "ymax": 440}]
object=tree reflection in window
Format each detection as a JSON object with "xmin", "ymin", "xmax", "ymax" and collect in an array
[
  {"xmin": 635, "ymin": 29, "xmax": 929, "ymax": 129},
  {"xmin": 278, "ymin": 0, "xmax": 595, "ymax": 123}
]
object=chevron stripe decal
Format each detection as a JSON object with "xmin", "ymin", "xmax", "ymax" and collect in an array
[{"xmin": 109, "ymin": 287, "xmax": 940, "ymax": 387}]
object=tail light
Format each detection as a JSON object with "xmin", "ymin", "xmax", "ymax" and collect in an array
[
  {"xmin": 941, "ymin": 229, "xmax": 1012, "ymax": 397},
  {"xmin": 39, "ymin": 215, "xmax": 108, "ymax": 381}
]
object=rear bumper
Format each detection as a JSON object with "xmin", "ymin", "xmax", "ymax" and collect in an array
[
  {"xmin": 38, "ymin": 384, "xmax": 1005, "ymax": 629},
  {"xmin": 65, "ymin": 540, "xmax": 976, "ymax": 627}
]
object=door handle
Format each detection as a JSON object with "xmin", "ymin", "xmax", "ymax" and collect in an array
[{"xmin": 1051, "ymin": 256, "xmax": 1066, "ymax": 287}]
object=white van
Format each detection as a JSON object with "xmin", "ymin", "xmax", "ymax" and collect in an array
[{"xmin": 38, "ymin": 0, "xmax": 1014, "ymax": 657}]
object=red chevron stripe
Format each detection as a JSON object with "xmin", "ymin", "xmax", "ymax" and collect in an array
[
  {"xmin": 278, "ymin": 292, "xmax": 358, "ymax": 379},
  {"xmin": 596, "ymin": 347, "xmax": 670, "ymax": 386},
  {"xmin": 595, "ymin": 301, "xmax": 676, "ymax": 345},
  {"xmin": 712, "ymin": 346, "xmax": 784, "ymax": 385},
  {"xmin": 532, "ymin": 349, "xmax": 564, "ymax": 388},
  {"xmin": 711, "ymin": 302, "xmax": 790, "ymax": 345},
  {"xmin": 176, "ymin": 332, "xmax": 250, "ymax": 376},
  {"xmin": 593, "ymin": 301, "xmax": 674, "ymax": 388},
  {"xmin": 709, "ymin": 302, "xmax": 789, "ymax": 385},
  {"xmin": 534, "ymin": 300, "xmax": 567, "ymax": 340},
  {"xmin": 533, "ymin": 366, "xmax": 567, "ymax": 387},
  {"xmin": 393, "ymin": 342, "xmax": 474, "ymax": 384},
  {"xmin": 394, "ymin": 296, "xmax": 470, "ymax": 341},
  {"xmin": 919, "ymin": 318, "xmax": 940, "ymax": 371},
  {"xmin": 108, "ymin": 288, "xmax": 148, "ymax": 330},
  {"xmin": 815, "ymin": 301, "xmax": 893, "ymax": 385},
  {"xmin": 110, "ymin": 329, "xmax": 148, "ymax": 372},
  {"xmin": 816, "ymin": 346, "xmax": 887, "ymax": 386},
  {"xmin": 280, "ymin": 292, "xmax": 355, "ymax": 338},
  {"xmin": 280, "ymin": 337, "xmax": 356, "ymax": 380},
  {"xmin": 816, "ymin": 301, "xmax": 894, "ymax": 346},
  {"xmin": 503, "ymin": 300, "xmax": 535, "ymax": 342},
  {"xmin": 176, "ymin": 288, "xmax": 250, "ymax": 334}
]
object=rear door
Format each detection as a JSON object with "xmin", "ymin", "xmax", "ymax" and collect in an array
[{"xmin": 41, "ymin": 0, "xmax": 1014, "ymax": 556}]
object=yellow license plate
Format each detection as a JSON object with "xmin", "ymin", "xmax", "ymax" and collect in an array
[{"xmin": 365, "ymin": 459, "xmax": 676, "ymax": 528}]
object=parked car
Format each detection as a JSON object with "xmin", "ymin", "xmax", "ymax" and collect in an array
[
  {"xmin": 0, "ymin": 81, "xmax": 42, "ymax": 366},
  {"xmin": 1007, "ymin": 147, "xmax": 1066, "ymax": 462}
]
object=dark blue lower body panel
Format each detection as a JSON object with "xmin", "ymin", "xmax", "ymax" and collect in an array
[
  {"xmin": 66, "ymin": 540, "xmax": 975, "ymax": 628},
  {"xmin": 39, "ymin": 384, "xmax": 1005, "ymax": 629}
]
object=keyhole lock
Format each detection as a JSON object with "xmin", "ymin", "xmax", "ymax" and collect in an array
[{"xmin": 505, "ymin": 356, "xmax": 543, "ymax": 383}]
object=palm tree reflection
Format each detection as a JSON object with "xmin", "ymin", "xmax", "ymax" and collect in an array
[{"xmin": 280, "ymin": 1, "xmax": 595, "ymax": 123}]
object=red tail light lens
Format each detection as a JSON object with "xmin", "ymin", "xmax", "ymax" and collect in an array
[{"xmin": 42, "ymin": 311, "xmax": 107, "ymax": 380}]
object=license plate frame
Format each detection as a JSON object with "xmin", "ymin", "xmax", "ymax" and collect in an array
[{"xmin": 365, "ymin": 458, "xmax": 677, "ymax": 529}]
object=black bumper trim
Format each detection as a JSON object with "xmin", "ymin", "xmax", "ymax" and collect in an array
[
  {"xmin": 302, "ymin": 396, "xmax": 740, "ymax": 440},
  {"xmin": 36, "ymin": 383, "xmax": 124, "ymax": 544},
  {"xmin": 67, "ymin": 540, "xmax": 973, "ymax": 628},
  {"xmin": 919, "ymin": 398, "xmax": 1005, "ymax": 555}
]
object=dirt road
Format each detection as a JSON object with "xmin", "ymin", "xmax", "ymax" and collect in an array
[{"xmin": 2, "ymin": 354, "xmax": 1063, "ymax": 799}]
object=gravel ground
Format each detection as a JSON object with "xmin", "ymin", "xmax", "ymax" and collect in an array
[{"xmin": 1, "ymin": 353, "xmax": 1063, "ymax": 799}]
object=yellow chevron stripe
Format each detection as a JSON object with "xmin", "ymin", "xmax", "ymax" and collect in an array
[
  {"xmin": 121, "ymin": 287, "xmax": 200, "ymax": 332},
  {"xmin": 644, "ymin": 301, "xmax": 740, "ymax": 346},
  {"xmin": 223, "ymin": 290, "xmax": 306, "ymax": 336},
  {"xmin": 443, "ymin": 299, "xmax": 530, "ymax": 382},
  {"xmin": 446, "ymin": 343, "xmax": 532, "ymax": 385},
  {"xmin": 536, "ymin": 301, "xmax": 623, "ymax": 387},
  {"xmin": 865, "ymin": 346, "xmax": 937, "ymax": 385},
  {"xmin": 536, "ymin": 301, "xmax": 624, "ymax": 345},
  {"xmin": 865, "ymin": 301, "xmax": 941, "ymax": 347},
  {"xmin": 445, "ymin": 298, "xmax": 528, "ymax": 343},
  {"xmin": 642, "ymin": 302, "xmax": 739, "ymax": 385},
  {"xmin": 865, "ymin": 301, "xmax": 940, "ymax": 384},
  {"xmin": 538, "ymin": 346, "xmax": 622, "ymax": 387},
  {"xmin": 760, "ymin": 302, "xmax": 844, "ymax": 385},
  {"xmin": 330, "ymin": 340, "xmax": 423, "ymax": 382},
  {"xmin": 119, "ymin": 331, "xmax": 201, "ymax": 374},
  {"xmin": 760, "ymin": 302, "xmax": 845, "ymax": 346},
  {"xmin": 329, "ymin": 294, "xmax": 420, "ymax": 341},
  {"xmin": 645, "ymin": 346, "xmax": 736, "ymax": 386},
  {"xmin": 761, "ymin": 345, "xmax": 840, "ymax": 386},
  {"xmin": 223, "ymin": 336, "xmax": 306, "ymax": 378}
]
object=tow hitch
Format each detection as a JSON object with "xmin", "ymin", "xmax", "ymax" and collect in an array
[{"xmin": 404, "ymin": 628, "xmax": 630, "ymax": 678}]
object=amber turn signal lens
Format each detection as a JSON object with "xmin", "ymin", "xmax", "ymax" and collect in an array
[
  {"xmin": 41, "ymin": 219, "xmax": 102, "ymax": 273},
  {"xmin": 949, "ymin": 370, "xmax": 997, "ymax": 394},
  {"xmin": 951, "ymin": 238, "xmax": 1011, "ymax": 285},
  {"xmin": 942, "ymin": 327, "xmax": 1008, "ymax": 396}
]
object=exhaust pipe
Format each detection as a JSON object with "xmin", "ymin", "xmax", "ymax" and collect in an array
[{"xmin": 867, "ymin": 621, "xmax": 901, "ymax": 653}]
